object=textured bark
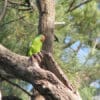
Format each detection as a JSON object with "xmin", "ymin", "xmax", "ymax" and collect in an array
[
  {"xmin": 36, "ymin": 0, "xmax": 55, "ymax": 53},
  {"xmin": 41, "ymin": 52, "xmax": 74, "ymax": 92},
  {"xmin": 36, "ymin": 0, "xmax": 74, "ymax": 93},
  {"xmin": 0, "ymin": 44, "xmax": 82, "ymax": 100},
  {"xmin": 0, "ymin": 0, "xmax": 82, "ymax": 99}
]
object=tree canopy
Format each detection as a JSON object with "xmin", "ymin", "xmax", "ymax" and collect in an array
[{"xmin": 0, "ymin": 0, "xmax": 100, "ymax": 100}]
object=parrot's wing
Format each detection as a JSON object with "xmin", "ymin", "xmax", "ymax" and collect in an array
[{"xmin": 27, "ymin": 35, "xmax": 43, "ymax": 56}]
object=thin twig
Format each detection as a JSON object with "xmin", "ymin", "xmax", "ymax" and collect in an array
[
  {"xmin": 0, "ymin": 75, "xmax": 33, "ymax": 97},
  {"xmin": 0, "ymin": 0, "xmax": 8, "ymax": 22},
  {"xmin": 8, "ymin": 0, "xmax": 36, "ymax": 10},
  {"xmin": 67, "ymin": 0, "xmax": 76, "ymax": 12},
  {"xmin": 0, "ymin": 16, "xmax": 25, "ymax": 27},
  {"xmin": 18, "ymin": 8, "xmax": 32, "ymax": 11},
  {"xmin": 68, "ymin": 0, "xmax": 92, "ymax": 12},
  {"xmin": 8, "ymin": 0, "xmax": 24, "ymax": 6}
]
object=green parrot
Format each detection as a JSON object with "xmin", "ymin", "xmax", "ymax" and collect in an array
[{"xmin": 28, "ymin": 34, "xmax": 45, "ymax": 56}]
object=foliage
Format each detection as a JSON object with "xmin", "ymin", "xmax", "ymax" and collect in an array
[
  {"xmin": 54, "ymin": 0, "xmax": 100, "ymax": 99},
  {"xmin": 0, "ymin": 80, "xmax": 29, "ymax": 99},
  {"xmin": 0, "ymin": 0, "xmax": 100, "ymax": 99},
  {"xmin": 0, "ymin": 5, "xmax": 38, "ymax": 55},
  {"xmin": 79, "ymin": 86, "xmax": 96, "ymax": 100}
]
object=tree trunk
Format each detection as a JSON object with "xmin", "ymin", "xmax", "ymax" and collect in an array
[
  {"xmin": 0, "ymin": 0, "xmax": 82, "ymax": 99},
  {"xmin": 36, "ymin": 0, "xmax": 74, "ymax": 93},
  {"xmin": 36, "ymin": 0, "xmax": 55, "ymax": 53}
]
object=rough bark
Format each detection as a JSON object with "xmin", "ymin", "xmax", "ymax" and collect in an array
[
  {"xmin": 0, "ymin": 44, "xmax": 82, "ymax": 100},
  {"xmin": 41, "ymin": 52, "xmax": 74, "ymax": 91},
  {"xmin": 0, "ymin": 0, "xmax": 82, "ymax": 99},
  {"xmin": 36, "ymin": 0, "xmax": 74, "ymax": 93},
  {"xmin": 36, "ymin": 0, "xmax": 55, "ymax": 53}
]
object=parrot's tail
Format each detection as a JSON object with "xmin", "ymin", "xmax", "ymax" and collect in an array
[{"xmin": 26, "ymin": 43, "xmax": 30, "ymax": 56}]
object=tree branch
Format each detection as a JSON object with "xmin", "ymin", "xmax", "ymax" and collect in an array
[
  {"xmin": 0, "ymin": 16, "xmax": 25, "ymax": 27},
  {"xmin": 8, "ymin": 0, "xmax": 24, "ymax": 6},
  {"xmin": 68, "ymin": 0, "xmax": 92, "ymax": 12},
  {"xmin": 0, "ymin": 0, "xmax": 8, "ymax": 22},
  {"xmin": 67, "ymin": 0, "xmax": 76, "ymax": 12},
  {"xmin": 0, "ymin": 44, "xmax": 82, "ymax": 100},
  {"xmin": 88, "ymin": 38, "xmax": 100, "ymax": 50},
  {"xmin": 0, "ymin": 75, "xmax": 32, "ymax": 97},
  {"xmin": 8, "ymin": 0, "xmax": 36, "ymax": 10}
]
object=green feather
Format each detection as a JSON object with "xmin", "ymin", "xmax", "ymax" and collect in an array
[{"xmin": 28, "ymin": 35, "xmax": 43, "ymax": 56}]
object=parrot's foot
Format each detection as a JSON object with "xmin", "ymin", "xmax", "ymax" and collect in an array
[
  {"xmin": 28, "ymin": 56, "xmax": 35, "ymax": 65},
  {"xmin": 32, "ymin": 53, "xmax": 42, "ymax": 63},
  {"xmin": 37, "ymin": 52, "xmax": 43, "ymax": 58}
]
